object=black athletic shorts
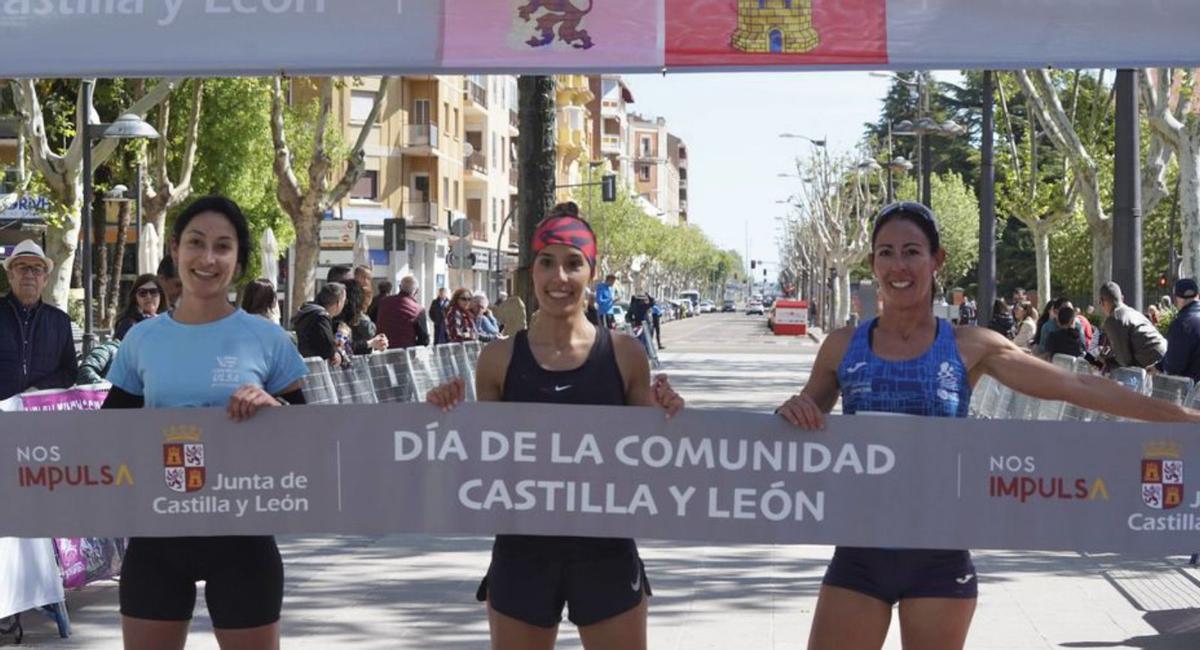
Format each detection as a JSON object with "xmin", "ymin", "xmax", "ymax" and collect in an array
[
  {"xmin": 119, "ymin": 536, "xmax": 283, "ymax": 629},
  {"xmin": 476, "ymin": 535, "xmax": 650, "ymax": 628},
  {"xmin": 822, "ymin": 546, "xmax": 977, "ymax": 605}
]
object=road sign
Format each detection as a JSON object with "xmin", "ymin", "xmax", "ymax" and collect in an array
[
  {"xmin": 383, "ymin": 217, "xmax": 406, "ymax": 251},
  {"xmin": 319, "ymin": 220, "xmax": 357, "ymax": 250},
  {"xmin": 447, "ymin": 251, "xmax": 476, "ymax": 270},
  {"xmin": 449, "ymin": 217, "xmax": 472, "ymax": 238}
]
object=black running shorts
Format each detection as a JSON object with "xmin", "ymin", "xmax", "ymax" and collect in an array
[
  {"xmin": 476, "ymin": 535, "xmax": 650, "ymax": 628},
  {"xmin": 822, "ymin": 546, "xmax": 977, "ymax": 605},
  {"xmin": 119, "ymin": 536, "xmax": 284, "ymax": 629}
]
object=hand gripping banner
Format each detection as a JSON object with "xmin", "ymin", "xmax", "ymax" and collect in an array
[
  {"xmin": 4, "ymin": 402, "xmax": 1200, "ymax": 554},
  {"xmin": 2, "ymin": 1, "xmax": 1200, "ymax": 77}
]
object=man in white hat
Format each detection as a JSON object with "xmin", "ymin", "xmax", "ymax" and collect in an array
[{"xmin": 1, "ymin": 239, "xmax": 77, "ymax": 399}]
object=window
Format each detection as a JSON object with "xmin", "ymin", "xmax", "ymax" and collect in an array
[
  {"xmin": 492, "ymin": 198, "xmax": 498, "ymax": 233},
  {"xmin": 453, "ymin": 180, "xmax": 460, "ymax": 210},
  {"xmin": 453, "ymin": 108, "xmax": 460, "ymax": 137},
  {"xmin": 492, "ymin": 133, "xmax": 499, "ymax": 169},
  {"xmin": 501, "ymin": 137, "xmax": 507, "ymax": 171},
  {"xmin": 351, "ymin": 90, "xmax": 377, "ymax": 124},
  {"xmin": 639, "ymin": 165, "xmax": 651, "ymax": 182},
  {"xmin": 413, "ymin": 175, "xmax": 429, "ymax": 201},
  {"xmin": 413, "ymin": 99, "xmax": 430, "ymax": 124},
  {"xmin": 443, "ymin": 177, "xmax": 450, "ymax": 206},
  {"xmin": 640, "ymin": 137, "xmax": 652, "ymax": 157},
  {"xmin": 350, "ymin": 170, "xmax": 378, "ymax": 201},
  {"xmin": 442, "ymin": 101, "xmax": 449, "ymax": 129}
]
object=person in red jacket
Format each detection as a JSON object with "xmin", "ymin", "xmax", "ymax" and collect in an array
[{"xmin": 374, "ymin": 276, "xmax": 430, "ymax": 349}]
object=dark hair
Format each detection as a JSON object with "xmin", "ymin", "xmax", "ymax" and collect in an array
[
  {"xmin": 992, "ymin": 298, "xmax": 1007, "ymax": 314},
  {"xmin": 171, "ymin": 196, "xmax": 252, "ymax": 280},
  {"xmin": 1099, "ymin": 281, "xmax": 1123, "ymax": 305},
  {"xmin": 1035, "ymin": 299, "xmax": 1054, "ymax": 334},
  {"xmin": 1057, "ymin": 305, "xmax": 1076, "ymax": 326},
  {"xmin": 118, "ymin": 274, "xmax": 167, "ymax": 325},
  {"xmin": 339, "ymin": 280, "xmax": 367, "ymax": 321},
  {"xmin": 156, "ymin": 256, "xmax": 177, "ymax": 280},
  {"xmin": 316, "ymin": 282, "xmax": 345, "ymax": 309},
  {"xmin": 240, "ymin": 279, "xmax": 277, "ymax": 317},
  {"xmin": 549, "ymin": 201, "xmax": 581, "ymax": 218},
  {"xmin": 377, "ymin": 280, "xmax": 393, "ymax": 297},
  {"xmin": 326, "ymin": 265, "xmax": 353, "ymax": 283},
  {"xmin": 870, "ymin": 202, "xmax": 941, "ymax": 252}
]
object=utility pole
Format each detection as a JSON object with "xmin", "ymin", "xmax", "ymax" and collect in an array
[
  {"xmin": 517, "ymin": 75, "xmax": 556, "ymax": 319},
  {"xmin": 977, "ymin": 70, "xmax": 996, "ymax": 324},
  {"xmin": 1113, "ymin": 69, "xmax": 1143, "ymax": 310}
]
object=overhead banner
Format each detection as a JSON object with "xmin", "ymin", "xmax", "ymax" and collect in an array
[
  {"xmin": 4, "ymin": 402, "xmax": 1200, "ymax": 554},
  {"xmin": 2, "ymin": 1, "xmax": 1200, "ymax": 77}
]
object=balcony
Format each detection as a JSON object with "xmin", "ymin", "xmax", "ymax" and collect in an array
[
  {"xmin": 469, "ymin": 218, "xmax": 488, "ymax": 242},
  {"xmin": 508, "ymin": 226, "xmax": 519, "ymax": 248},
  {"xmin": 464, "ymin": 152, "xmax": 488, "ymax": 179},
  {"xmin": 680, "ymin": 199, "xmax": 688, "ymax": 211},
  {"xmin": 509, "ymin": 167, "xmax": 519, "ymax": 188},
  {"xmin": 601, "ymin": 134, "xmax": 622, "ymax": 154},
  {"xmin": 464, "ymin": 80, "xmax": 488, "ymax": 114},
  {"xmin": 402, "ymin": 124, "xmax": 439, "ymax": 154},
  {"xmin": 509, "ymin": 109, "xmax": 519, "ymax": 134},
  {"xmin": 405, "ymin": 201, "xmax": 441, "ymax": 228}
]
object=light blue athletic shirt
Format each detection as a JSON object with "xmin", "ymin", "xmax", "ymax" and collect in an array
[
  {"xmin": 107, "ymin": 309, "xmax": 306, "ymax": 408},
  {"xmin": 837, "ymin": 318, "xmax": 971, "ymax": 418}
]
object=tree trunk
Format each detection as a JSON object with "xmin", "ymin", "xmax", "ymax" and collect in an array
[
  {"xmin": 92, "ymin": 193, "xmax": 108, "ymax": 326},
  {"xmin": 1031, "ymin": 223, "xmax": 1052, "ymax": 307},
  {"xmin": 104, "ymin": 201, "xmax": 132, "ymax": 328},
  {"xmin": 1179, "ymin": 134, "xmax": 1200, "ymax": 281},
  {"xmin": 1090, "ymin": 216, "xmax": 1113, "ymax": 300},
  {"xmin": 290, "ymin": 207, "xmax": 322, "ymax": 316},
  {"xmin": 517, "ymin": 76, "xmax": 556, "ymax": 318}
]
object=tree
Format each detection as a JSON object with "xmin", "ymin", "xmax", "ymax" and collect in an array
[
  {"xmin": 1141, "ymin": 68, "xmax": 1200, "ymax": 282},
  {"xmin": 10, "ymin": 78, "xmax": 176, "ymax": 306},
  {"xmin": 929, "ymin": 173, "xmax": 981, "ymax": 289},
  {"xmin": 517, "ymin": 75, "xmax": 557, "ymax": 315},
  {"xmin": 142, "ymin": 79, "xmax": 204, "ymax": 249},
  {"xmin": 270, "ymin": 76, "xmax": 388, "ymax": 315}
]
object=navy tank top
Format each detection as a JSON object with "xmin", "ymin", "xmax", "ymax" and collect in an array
[
  {"xmin": 837, "ymin": 318, "xmax": 971, "ymax": 417},
  {"xmin": 502, "ymin": 325, "xmax": 625, "ymax": 406}
]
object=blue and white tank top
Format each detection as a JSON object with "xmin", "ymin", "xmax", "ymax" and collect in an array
[{"xmin": 837, "ymin": 318, "xmax": 971, "ymax": 418}]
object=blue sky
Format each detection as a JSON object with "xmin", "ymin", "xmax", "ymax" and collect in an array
[{"xmin": 624, "ymin": 71, "xmax": 894, "ymax": 274}]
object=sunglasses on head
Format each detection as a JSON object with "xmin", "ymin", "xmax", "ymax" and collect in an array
[{"xmin": 874, "ymin": 201, "xmax": 937, "ymax": 227}]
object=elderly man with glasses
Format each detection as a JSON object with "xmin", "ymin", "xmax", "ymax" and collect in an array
[{"xmin": 0, "ymin": 239, "xmax": 77, "ymax": 400}]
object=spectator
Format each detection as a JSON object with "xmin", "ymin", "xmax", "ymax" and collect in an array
[
  {"xmin": 240, "ymin": 278, "xmax": 281, "ymax": 324},
  {"xmin": 958, "ymin": 294, "xmax": 978, "ymax": 326},
  {"xmin": 1160, "ymin": 278, "xmax": 1200, "ymax": 382},
  {"xmin": 1012, "ymin": 287, "xmax": 1027, "ymax": 306},
  {"xmin": 1147, "ymin": 304, "xmax": 1161, "ymax": 326},
  {"xmin": 1012, "ymin": 301, "xmax": 1039, "ymax": 351},
  {"xmin": 326, "ymin": 264, "xmax": 353, "ymax": 284},
  {"xmin": 628, "ymin": 291, "xmax": 654, "ymax": 327},
  {"xmin": 292, "ymin": 281, "xmax": 346, "ymax": 365},
  {"xmin": 445, "ymin": 288, "xmax": 477, "ymax": 343},
  {"xmin": 492, "ymin": 291, "xmax": 527, "ymax": 334},
  {"xmin": 986, "ymin": 298, "xmax": 1014, "ymax": 338},
  {"xmin": 76, "ymin": 339, "xmax": 119, "ymax": 385},
  {"xmin": 367, "ymin": 280, "xmax": 393, "ymax": 323},
  {"xmin": 651, "ymin": 299, "xmax": 665, "ymax": 350},
  {"xmin": 354, "ymin": 265, "xmax": 372, "ymax": 292},
  {"xmin": 1099, "ymin": 281, "xmax": 1167, "ymax": 370},
  {"xmin": 471, "ymin": 292, "xmax": 502, "ymax": 342},
  {"xmin": 595, "ymin": 273, "xmax": 616, "ymax": 328},
  {"xmin": 375, "ymin": 276, "xmax": 430, "ymax": 349},
  {"xmin": 1044, "ymin": 305, "xmax": 1087, "ymax": 358},
  {"xmin": 337, "ymin": 280, "xmax": 387, "ymax": 354},
  {"xmin": 155, "ymin": 256, "xmax": 182, "ymax": 310},
  {"xmin": 114, "ymin": 273, "xmax": 168, "ymax": 340},
  {"xmin": 429, "ymin": 287, "xmax": 451, "ymax": 344},
  {"xmin": 0, "ymin": 239, "xmax": 76, "ymax": 400},
  {"xmin": 1039, "ymin": 298, "xmax": 1084, "ymax": 353}
]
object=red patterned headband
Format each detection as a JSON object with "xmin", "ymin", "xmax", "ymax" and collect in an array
[{"xmin": 532, "ymin": 216, "xmax": 597, "ymax": 269}]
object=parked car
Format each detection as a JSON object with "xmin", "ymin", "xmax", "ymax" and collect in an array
[
  {"xmin": 746, "ymin": 300, "xmax": 765, "ymax": 316},
  {"xmin": 722, "ymin": 299, "xmax": 736, "ymax": 313},
  {"xmin": 699, "ymin": 300, "xmax": 715, "ymax": 314}
]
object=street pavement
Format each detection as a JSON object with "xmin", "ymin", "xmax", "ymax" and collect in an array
[{"xmin": 9, "ymin": 313, "xmax": 1200, "ymax": 648}]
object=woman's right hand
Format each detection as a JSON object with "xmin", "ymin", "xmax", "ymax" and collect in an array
[
  {"xmin": 426, "ymin": 377, "xmax": 466, "ymax": 412},
  {"xmin": 776, "ymin": 392, "xmax": 826, "ymax": 431}
]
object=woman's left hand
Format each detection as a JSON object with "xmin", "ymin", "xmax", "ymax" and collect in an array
[
  {"xmin": 227, "ymin": 384, "xmax": 280, "ymax": 422},
  {"xmin": 651, "ymin": 374, "xmax": 684, "ymax": 418}
]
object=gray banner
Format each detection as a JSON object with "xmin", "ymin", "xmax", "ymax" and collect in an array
[
  {"xmin": 0, "ymin": 0, "xmax": 440, "ymax": 77},
  {"xmin": 4, "ymin": 402, "xmax": 1199, "ymax": 554}
]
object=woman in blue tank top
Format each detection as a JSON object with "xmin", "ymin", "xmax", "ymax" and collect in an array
[
  {"xmin": 427, "ymin": 201, "xmax": 684, "ymax": 650},
  {"xmin": 776, "ymin": 202, "xmax": 1200, "ymax": 650}
]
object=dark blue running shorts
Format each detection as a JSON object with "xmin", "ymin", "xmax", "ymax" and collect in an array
[
  {"xmin": 119, "ymin": 536, "xmax": 284, "ymax": 629},
  {"xmin": 822, "ymin": 546, "xmax": 977, "ymax": 605},
  {"xmin": 476, "ymin": 535, "xmax": 650, "ymax": 628}
]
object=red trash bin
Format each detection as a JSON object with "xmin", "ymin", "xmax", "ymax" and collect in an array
[{"xmin": 772, "ymin": 300, "xmax": 808, "ymax": 336}]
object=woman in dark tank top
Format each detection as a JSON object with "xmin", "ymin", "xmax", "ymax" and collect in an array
[{"xmin": 427, "ymin": 202, "xmax": 683, "ymax": 650}]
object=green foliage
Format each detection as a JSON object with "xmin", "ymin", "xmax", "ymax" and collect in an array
[{"xmin": 931, "ymin": 172, "xmax": 982, "ymax": 289}]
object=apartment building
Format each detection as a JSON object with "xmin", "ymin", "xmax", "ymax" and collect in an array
[
  {"xmin": 554, "ymin": 74, "xmax": 595, "ymax": 204},
  {"xmin": 307, "ymin": 74, "xmax": 520, "ymax": 300},
  {"xmin": 588, "ymin": 75, "xmax": 636, "ymax": 190},
  {"xmin": 668, "ymin": 134, "xmax": 689, "ymax": 224},
  {"xmin": 628, "ymin": 113, "xmax": 683, "ymax": 225}
]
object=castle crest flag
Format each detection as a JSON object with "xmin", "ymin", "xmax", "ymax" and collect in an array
[{"xmin": 1, "ymin": 1, "xmax": 1199, "ymax": 76}]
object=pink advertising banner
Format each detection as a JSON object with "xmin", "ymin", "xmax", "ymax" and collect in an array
[{"xmin": 1, "ymin": 1, "xmax": 1200, "ymax": 76}]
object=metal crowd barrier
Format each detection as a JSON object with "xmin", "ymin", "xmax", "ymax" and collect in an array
[
  {"xmin": 969, "ymin": 354, "xmax": 1196, "ymax": 422},
  {"xmin": 300, "ymin": 342, "xmax": 481, "ymax": 406}
]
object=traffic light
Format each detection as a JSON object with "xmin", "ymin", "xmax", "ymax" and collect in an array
[
  {"xmin": 601, "ymin": 175, "xmax": 617, "ymax": 202},
  {"xmin": 750, "ymin": 260, "xmax": 757, "ymax": 270},
  {"xmin": 1158, "ymin": 273, "xmax": 1169, "ymax": 288}
]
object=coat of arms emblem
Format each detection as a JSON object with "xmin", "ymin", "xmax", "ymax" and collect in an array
[
  {"xmin": 1141, "ymin": 441, "xmax": 1183, "ymax": 510},
  {"xmin": 163, "ymin": 426, "xmax": 205, "ymax": 493}
]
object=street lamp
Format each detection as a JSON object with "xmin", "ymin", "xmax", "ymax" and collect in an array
[
  {"xmin": 779, "ymin": 133, "xmax": 827, "ymax": 148},
  {"xmin": 81, "ymin": 82, "xmax": 159, "ymax": 353}
]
